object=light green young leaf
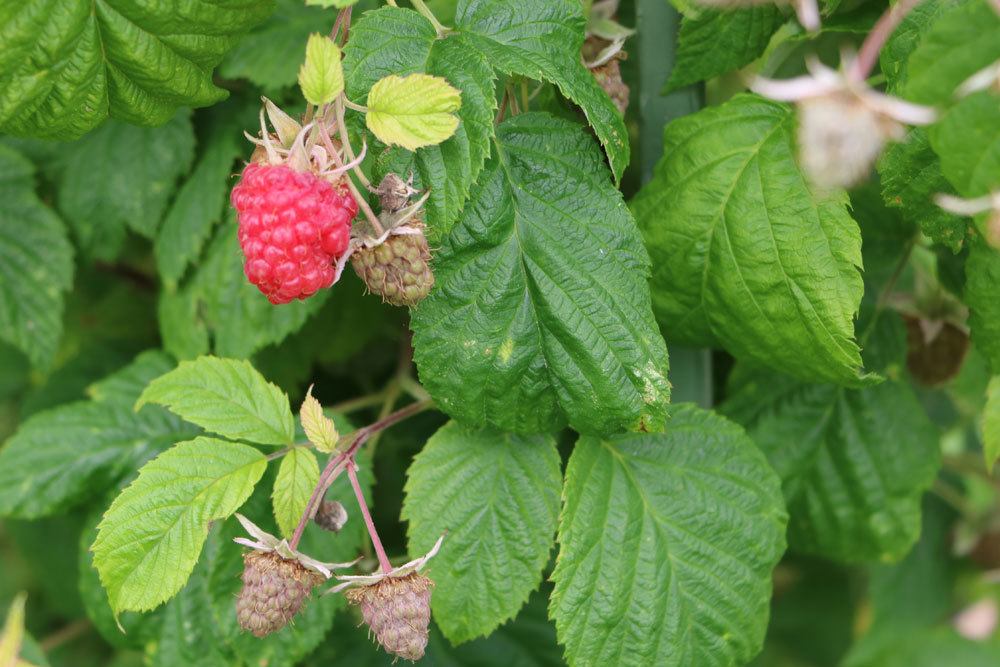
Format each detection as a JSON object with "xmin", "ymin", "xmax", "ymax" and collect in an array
[
  {"xmin": 299, "ymin": 34, "xmax": 344, "ymax": 106},
  {"xmin": 984, "ymin": 377, "xmax": 1000, "ymax": 472},
  {"xmin": 0, "ymin": 593, "xmax": 26, "ymax": 667},
  {"xmin": 54, "ymin": 112, "xmax": 196, "ymax": 259},
  {"xmin": 0, "ymin": 145, "xmax": 73, "ymax": 369},
  {"xmin": 402, "ymin": 422, "xmax": 561, "ymax": 644},
  {"xmin": 550, "ymin": 404, "xmax": 787, "ymax": 667},
  {"xmin": 92, "ymin": 438, "xmax": 267, "ymax": 615},
  {"xmin": 723, "ymin": 368, "xmax": 940, "ymax": 562},
  {"xmin": 930, "ymin": 91, "xmax": 1000, "ymax": 198},
  {"xmin": 137, "ymin": 356, "xmax": 296, "ymax": 446},
  {"xmin": 366, "ymin": 74, "xmax": 461, "ymax": 150},
  {"xmin": 0, "ymin": 0, "xmax": 273, "ymax": 139},
  {"xmin": 903, "ymin": 0, "xmax": 1000, "ymax": 105},
  {"xmin": 412, "ymin": 113, "xmax": 670, "ymax": 436},
  {"xmin": 966, "ymin": 239, "xmax": 1000, "ymax": 373},
  {"xmin": 300, "ymin": 387, "xmax": 338, "ymax": 453},
  {"xmin": 665, "ymin": 7, "xmax": 784, "ymax": 92},
  {"xmin": 633, "ymin": 94, "xmax": 869, "ymax": 386},
  {"xmin": 0, "ymin": 401, "xmax": 198, "ymax": 519},
  {"xmin": 272, "ymin": 447, "xmax": 320, "ymax": 539},
  {"xmin": 454, "ymin": 0, "xmax": 629, "ymax": 181}
]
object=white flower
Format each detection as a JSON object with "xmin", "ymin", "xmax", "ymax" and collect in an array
[
  {"xmin": 752, "ymin": 57, "xmax": 937, "ymax": 188},
  {"xmin": 694, "ymin": 0, "xmax": 820, "ymax": 32}
]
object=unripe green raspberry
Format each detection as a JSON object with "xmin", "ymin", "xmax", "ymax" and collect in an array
[
  {"xmin": 236, "ymin": 551, "xmax": 323, "ymax": 637},
  {"xmin": 345, "ymin": 573, "xmax": 434, "ymax": 661},
  {"xmin": 351, "ymin": 229, "xmax": 434, "ymax": 307}
]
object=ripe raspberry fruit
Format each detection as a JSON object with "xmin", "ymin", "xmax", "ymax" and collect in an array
[
  {"xmin": 231, "ymin": 163, "xmax": 358, "ymax": 305},
  {"xmin": 345, "ymin": 573, "xmax": 434, "ymax": 661},
  {"xmin": 351, "ymin": 229, "xmax": 434, "ymax": 307},
  {"xmin": 237, "ymin": 550, "xmax": 324, "ymax": 637}
]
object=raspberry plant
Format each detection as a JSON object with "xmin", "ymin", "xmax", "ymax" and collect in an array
[{"xmin": 1, "ymin": 0, "xmax": 1000, "ymax": 665}]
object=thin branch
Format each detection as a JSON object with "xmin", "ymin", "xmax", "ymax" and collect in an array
[
  {"xmin": 40, "ymin": 619, "xmax": 91, "ymax": 652},
  {"xmin": 411, "ymin": 0, "xmax": 450, "ymax": 37},
  {"xmin": 349, "ymin": 460, "xmax": 393, "ymax": 572}
]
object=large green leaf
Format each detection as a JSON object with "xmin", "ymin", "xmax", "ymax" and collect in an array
[
  {"xmin": 985, "ymin": 376, "xmax": 1000, "ymax": 471},
  {"xmin": 402, "ymin": 421, "xmax": 561, "ymax": 643},
  {"xmin": 344, "ymin": 7, "xmax": 496, "ymax": 241},
  {"xmin": 137, "ymin": 356, "xmax": 296, "ymax": 446},
  {"xmin": 53, "ymin": 112, "xmax": 196, "ymax": 259},
  {"xmin": 965, "ymin": 239, "xmax": 1000, "ymax": 373},
  {"xmin": 0, "ymin": 400, "xmax": 197, "ymax": 519},
  {"xmin": 903, "ymin": 0, "xmax": 1000, "ymax": 105},
  {"xmin": 0, "ymin": 0, "xmax": 275, "ymax": 139},
  {"xmin": 879, "ymin": 0, "xmax": 956, "ymax": 93},
  {"xmin": 633, "ymin": 94, "xmax": 868, "ymax": 386},
  {"xmin": 550, "ymin": 404, "xmax": 787, "ymax": 667},
  {"xmin": 930, "ymin": 91, "xmax": 1000, "ymax": 198},
  {"xmin": 0, "ymin": 145, "xmax": 73, "ymax": 369},
  {"xmin": 92, "ymin": 437, "xmax": 267, "ymax": 614},
  {"xmin": 665, "ymin": 7, "xmax": 784, "ymax": 92},
  {"xmin": 723, "ymin": 368, "xmax": 940, "ymax": 562},
  {"xmin": 454, "ymin": 0, "xmax": 629, "ymax": 181},
  {"xmin": 87, "ymin": 349, "xmax": 175, "ymax": 407},
  {"xmin": 412, "ymin": 113, "xmax": 670, "ymax": 435},
  {"xmin": 151, "ymin": 555, "xmax": 229, "ymax": 667}
]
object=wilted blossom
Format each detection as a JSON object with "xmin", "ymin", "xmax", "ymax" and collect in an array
[{"xmin": 752, "ymin": 56, "xmax": 937, "ymax": 188}]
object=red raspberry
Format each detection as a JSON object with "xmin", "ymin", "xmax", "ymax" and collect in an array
[{"xmin": 231, "ymin": 163, "xmax": 358, "ymax": 305}]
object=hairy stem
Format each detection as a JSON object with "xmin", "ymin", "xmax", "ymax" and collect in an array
[
  {"xmin": 289, "ymin": 399, "xmax": 432, "ymax": 550},
  {"xmin": 348, "ymin": 461, "xmax": 393, "ymax": 572},
  {"xmin": 850, "ymin": 0, "xmax": 924, "ymax": 83}
]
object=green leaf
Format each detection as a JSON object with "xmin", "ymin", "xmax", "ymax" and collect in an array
[
  {"xmin": 92, "ymin": 437, "xmax": 267, "ymax": 614},
  {"xmin": 307, "ymin": 0, "xmax": 358, "ymax": 7},
  {"xmin": 454, "ymin": 0, "xmax": 630, "ymax": 181},
  {"xmin": 862, "ymin": 629, "xmax": 1000, "ymax": 667},
  {"xmin": 137, "ymin": 356, "xmax": 296, "ymax": 446},
  {"xmin": 299, "ymin": 34, "xmax": 344, "ymax": 106},
  {"xmin": 985, "ymin": 376, "xmax": 1000, "ymax": 471},
  {"xmin": 665, "ymin": 7, "xmax": 784, "ymax": 92},
  {"xmin": 930, "ymin": 91, "xmax": 1000, "ymax": 198},
  {"xmin": 878, "ymin": 128, "xmax": 966, "ymax": 252},
  {"xmin": 0, "ymin": 593, "xmax": 26, "ymax": 667},
  {"xmin": 300, "ymin": 388, "xmax": 338, "ymax": 453},
  {"xmin": 903, "ymin": 0, "xmax": 1000, "ymax": 105},
  {"xmin": 219, "ymin": 0, "xmax": 334, "ymax": 92},
  {"xmin": 879, "ymin": 0, "xmax": 955, "ymax": 93},
  {"xmin": 412, "ymin": 113, "xmax": 670, "ymax": 435},
  {"xmin": 723, "ymin": 368, "xmax": 940, "ymax": 562},
  {"xmin": 151, "ymin": 555, "xmax": 229, "ymax": 667},
  {"xmin": 53, "ymin": 112, "xmax": 196, "ymax": 259},
  {"xmin": 966, "ymin": 239, "xmax": 1000, "ymax": 373},
  {"xmin": 87, "ymin": 350, "xmax": 175, "ymax": 407},
  {"xmin": 550, "ymin": 404, "xmax": 787, "ymax": 667},
  {"xmin": 365, "ymin": 73, "xmax": 461, "ymax": 150},
  {"xmin": 402, "ymin": 421, "xmax": 561, "ymax": 643},
  {"xmin": 272, "ymin": 447, "xmax": 319, "ymax": 539},
  {"xmin": 0, "ymin": 0, "xmax": 274, "ymax": 139},
  {"xmin": 344, "ymin": 7, "xmax": 496, "ymax": 241},
  {"xmin": 158, "ymin": 288, "xmax": 211, "ymax": 361},
  {"xmin": 0, "ymin": 145, "xmax": 73, "ymax": 369},
  {"xmin": 633, "ymin": 94, "xmax": 868, "ymax": 386},
  {"xmin": 0, "ymin": 400, "xmax": 197, "ymax": 519}
]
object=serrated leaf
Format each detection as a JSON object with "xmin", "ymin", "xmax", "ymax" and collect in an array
[
  {"xmin": 0, "ymin": 0, "xmax": 274, "ymax": 139},
  {"xmin": 92, "ymin": 437, "xmax": 267, "ymax": 614},
  {"xmin": 930, "ymin": 91, "xmax": 1000, "ymax": 198},
  {"xmin": 723, "ymin": 368, "xmax": 940, "ymax": 562},
  {"xmin": 878, "ymin": 128, "xmax": 966, "ymax": 252},
  {"xmin": 219, "ymin": 0, "xmax": 335, "ymax": 92},
  {"xmin": 365, "ymin": 74, "xmax": 461, "ymax": 150},
  {"xmin": 300, "ymin": 388, "xmax": 338, "ymax": 453},
  {"xmin": 412, "ymin": 113, "xmax": 670, "ymax": 435},
  {"xmin": 880, "ymin": 0, "xmax": 955, "ymax": 93},
  {"xmin": 983, "ymin": 376, "xmax": 1000, "ymax": 474},
  {"xmin": 151, "ymin": 555, "xmax": 228, "ymax": 667},
  {"xmin": 903, "ymin": 0, "xmax": 1000, "ymax": 105},
  {"xmin": 54, "ymin": 112, "xmax": 196, "ymax": 259},
  {"xmin": 137, "ymin": 356, "xmax": 295, "ymax": 446},
  {"xmin": 665, "ymin": 7, "xmax": 784, "ymax": 92},
  {"xmin": 455, "ymin": 0, "xmax": 629, "ymax": 181},
  {"xmin": 0, "ymin": 593, "xmax": 26, "ymax": 667},
  {"xmin": 402, "ymin": 422, "xmax": 560, "ymax": 643},
  {"xmin": 0, "ymin": 145, "xmax": 73, "ymax": 369},
  {"xmin": 87, "ymin": 350, "xmax": 175, "ymax": 407},
  {"xmin": 550, "ymin": 404, "xmax": 787, "ymax": 667},
  {"xmin": 0, "ymin": 400, "xmax": 198, "ymax": 519},
  {"xmin": 966, "ymin": 239, "xmax": 1000, "ymax": 373},
  {"xmin": 299, "ymin": 34, "xmax": 344, "ymax": 106},
  {"xmin": 633, "ymin": 94, "xmax": 869, "ymax": 386},
  {"xmin": 272, "ymin": 447, "xmax": 320, "ymax": 538}
]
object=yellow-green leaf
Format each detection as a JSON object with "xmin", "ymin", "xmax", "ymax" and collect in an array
[
  {"xmin": 365, "ymin": 73, "xmax": 461, "ymax": 150},
  {"xmin": 272, "ymin": 447, "xmax": 320, "ymax": 539},
  {"xmin": 300, "ymin": 386, "xmax": 338, "ymax": 452},
  {"xmin": 985, "ymin": 376, "xmax": 1000, "ymax": 473},
  {"xmin": 298, "ymin": 33, "xmax": 345, "ymax": 106},
  {"xmin": 0, "ymin": 593, "xmax": 26, "ymax": 667}
]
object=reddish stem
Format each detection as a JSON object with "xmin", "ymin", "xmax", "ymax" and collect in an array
[
  {"xmin": 288, "ymin": 399, "xmax": 431, "ymax": 550},
  {"xmin": 850, "ymin": 0, "xmax": 923, "ymax": 83},
  {"xmin": 348, "ymin": 461, "xmax": 393, "ymax": 573}
]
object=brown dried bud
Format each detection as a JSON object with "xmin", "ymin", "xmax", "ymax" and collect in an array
[
  {"xmin": 376, "ymin": 173, "xmax": 417, "ymax": 213},
  {"xmin": 345, "ymin": 573, "xmax": 434, "ymax": 661},
  {"xmin": 236, "ymin": 551, "xmax": 324, "ymax": 637},
  {"xmin": 314, "ymin": 499, "xmax": 348, "ymax": 533}
]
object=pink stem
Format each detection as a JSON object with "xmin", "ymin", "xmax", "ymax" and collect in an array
[
  {"xmin": 348, "ymin": 461, "xmax": 393, "ymax": 573},
  {"xmin": 850, "ymin": 0, "xmax": 924, "ymax": 83}
]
